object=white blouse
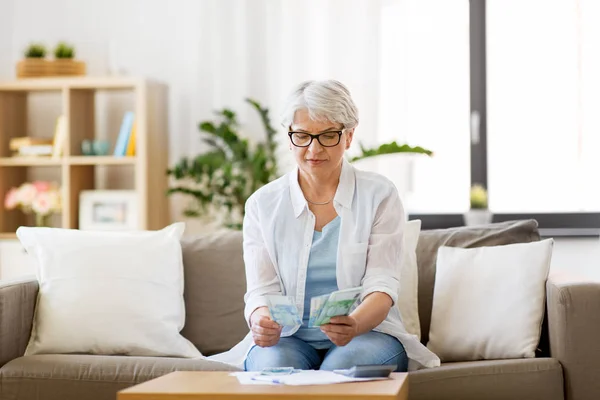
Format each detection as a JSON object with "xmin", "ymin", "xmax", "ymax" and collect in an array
[{"xmin": 208, "ymin": 158, "xmax": 440, "ymax": 370}]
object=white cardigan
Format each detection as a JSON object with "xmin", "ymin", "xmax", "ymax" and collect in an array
[{"xmin": 209, "ymin": 159, "xmax": 440, "ymax": 370}]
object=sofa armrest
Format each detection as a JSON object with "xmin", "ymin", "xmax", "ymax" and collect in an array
[
  {"xmin": 547, "ymin": 271, "xmax": 600, "ymax": 400},
  {"xmin": 0, "ymin": 278, "xmax": 38, "ymax": 367}
]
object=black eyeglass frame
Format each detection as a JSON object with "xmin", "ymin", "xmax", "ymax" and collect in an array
[{"xmin": 287, "ymin": 130, "xmax": 344, "ymax": 148}]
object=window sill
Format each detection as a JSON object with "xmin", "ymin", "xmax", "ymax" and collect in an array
[{"xmin": 408, "ymin": 212, "xmax": 600, "ymax": 238}]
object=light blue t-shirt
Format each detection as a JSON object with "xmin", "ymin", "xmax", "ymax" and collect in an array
[{"xmin": 293, "ymin": 216, "xmax": 340, "ymax": 349}]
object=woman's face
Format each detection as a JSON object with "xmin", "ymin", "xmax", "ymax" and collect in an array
[{"xmin": 289, "ymin": 109, "xmax": 354, "ymax": 176}]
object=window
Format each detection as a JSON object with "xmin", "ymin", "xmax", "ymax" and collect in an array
[
  {"xmin": 377, "ymin": 0, "xmax": 471, "ymax": 214},
  {"xmin": 487, "ymin": 0, "xmax": 600, "ymax": 213},
  {"xmin": 411, "ymin": 0, "xmax": 600, "ymax": 233}
]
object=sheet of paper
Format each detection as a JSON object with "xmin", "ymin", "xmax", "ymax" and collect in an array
[
  {"xmin": 231, "ymin": 371, "xmax": 387, "ymax": 386},
  {"xmin": 230, "ymin": 372, "xmax": 278, "ymax": 385}
]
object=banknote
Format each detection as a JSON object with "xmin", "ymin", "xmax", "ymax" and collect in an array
[
  {"xmin": 307, "ymin": 294, "xmax": 330, "ymax": 327},
  {"xmin": 265, "ymin": 295, "xmax": 302, "ymax": 327},
  {"xmin": 309, "ymin": 287, "xmax": 362, "ymax": 327}
]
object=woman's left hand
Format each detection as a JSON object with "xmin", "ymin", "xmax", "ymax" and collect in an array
[{"xmin": 320, "ymin": 316, "xmax": 359, "ymax": 346}]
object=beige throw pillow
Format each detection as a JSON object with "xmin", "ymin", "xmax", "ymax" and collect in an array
[
  {"xmin": 17, "ymin": 223, "xmax": 201, "ymax": 358},
  {"xmin": 427, "ymin": 239, "xmax": 553, "ymax": 362}
]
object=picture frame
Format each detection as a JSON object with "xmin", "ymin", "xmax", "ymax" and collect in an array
[{"xmin": 79, "ymin": 190, "xmax": 139, "ymax": 231}]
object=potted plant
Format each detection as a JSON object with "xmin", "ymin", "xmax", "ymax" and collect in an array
[
  {"xmin": 349, "ymin": 141, "xmax": 433, "ymax": 201},
  {"xmin": 16, "ymin": 43, "xmax": 50, "ymax": 78},
  {"xmin": 52, "ymin": 42, "xmax": 86, "ymax": 76},
  {"xmin": 167, "ymin": 99, "xmax": 278, "ymax": 230},
  {"xmin": 464, "ymin": 183, "xmax": 493, "ymax": 226}
]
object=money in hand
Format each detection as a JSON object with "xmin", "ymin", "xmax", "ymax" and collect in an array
[
  {"xmin": 265, "ymin": 295, "xmax": 302, "ymax": 327},
  {"xmin": 309, "ymin": 287, "xmax": 362, "ymax": 327}
]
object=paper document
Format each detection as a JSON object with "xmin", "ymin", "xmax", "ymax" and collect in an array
[{"xmin": 231, "ymin": 371, "xmax": 387, "ymax": 385}]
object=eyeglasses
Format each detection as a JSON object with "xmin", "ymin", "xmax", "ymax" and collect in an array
[{"xmin": 288, "ymin": 131, "xmax": 343, "ymax": 147}]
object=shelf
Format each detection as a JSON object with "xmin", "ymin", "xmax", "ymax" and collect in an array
[
  {"xmin": 68, "ymin": 156, "xmax": 137, "ymax": 165},
  {"xmin": 0, "ymin": 157, "xmax": 62, "ymax": 166},
  {"xmin": 0, "ymin": 76, "xmax": 169, "ymax": 234},
  {"xmin": 0, "ymin": 156, "xmax": 137, "ymax": 166},
  {"xmin": 0, "ymin": 76, "xmax": 148, "ymax": 92}
]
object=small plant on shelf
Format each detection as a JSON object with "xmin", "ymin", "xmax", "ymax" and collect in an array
[
  {"xmin": 24, "ymin": 43, "xmax": 47, "ymax": 59},
  {"xmin": 54, "ymin": 42, "xmax": 75, "ymax": 59},
  {"xmin": 464, "ymin": 183, "xmax": 492, "ymax": 226},
  {"xmin": 4, "ymin": 181, "xmax": 62, "ymax": 227},
  {"xmin": 469, "ymin": 183, "xmax": 488, "ymax": 209}
]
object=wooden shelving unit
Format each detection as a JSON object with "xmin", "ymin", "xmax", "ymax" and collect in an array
[{"xmin": 0, "ymin": 76, "xmax": 170, "ymax": 237}]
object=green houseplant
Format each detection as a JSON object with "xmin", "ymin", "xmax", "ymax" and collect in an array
[
  {"xmin": 167, "ymin": 99, "xmax": 278, "ymax": 229},
  {"xmin": 350, "ymin": 141, "xmax": 432, "ymax": 162},
  {"xmin": 54, "ymin": 42, "xmax": 75, "ymax": 59},
  {"xmin": 24, "ymin": 43, "xmax": 47, "ymax": 58}
]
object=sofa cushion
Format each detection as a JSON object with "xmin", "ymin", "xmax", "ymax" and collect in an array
[
  {"xmin": 416, "ymin": 219, "xmax": 541, "ymax": 345},
  {"xmin": 16, "ymin": 223, "xmax": 200, "ymax": 358},
  {"xmin": 409, "ymin": 358, "xmax": 563, "ymax": 400},
  {"xmin": 427, "ymin": 240, "xmax": 553, "ymax": 362},
  {"xmin": 180, "ymin": 230, "xmax": 249, "ymax": 356},
  {"xmin": 0, "ymin": 354, "xmax": 241, "ymax": 400}
]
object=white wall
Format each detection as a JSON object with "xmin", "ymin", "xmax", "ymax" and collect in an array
[{"xmin": 0, "ymin": 0, "xmax": 598, "ymax": 273}]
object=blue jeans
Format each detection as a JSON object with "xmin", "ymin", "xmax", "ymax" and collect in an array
[{"xmin": 244, "ymin": 331, "xmax": 408, "ymax": 372}]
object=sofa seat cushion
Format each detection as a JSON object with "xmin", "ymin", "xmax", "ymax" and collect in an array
[
  {"xmin": 408, "ymin": 358, "xmax": 563, "ymax": 400},
  {"xmin": 0, "ymin": 354, "xmax": 241, "ymax": 400}
]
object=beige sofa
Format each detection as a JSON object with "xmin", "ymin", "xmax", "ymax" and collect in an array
[{"xmin": 1, "ymin": 220, "xmax": 599, "ymax": 400}]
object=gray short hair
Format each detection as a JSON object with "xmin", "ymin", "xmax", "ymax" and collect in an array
[{"xmin": 280, "ymin": 80, "xmax": 359, "ymax": 130}]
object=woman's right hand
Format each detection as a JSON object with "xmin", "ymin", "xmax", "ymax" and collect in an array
[{"xmin": 250, "ymin": 306, "xmax": 282, "ymax": 347}]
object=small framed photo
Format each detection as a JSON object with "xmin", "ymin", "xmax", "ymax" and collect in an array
[{"xmin": 79, "ymin": 190, "xmax": 139, "ymax": 231}]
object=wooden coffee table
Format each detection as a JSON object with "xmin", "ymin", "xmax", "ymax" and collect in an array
[{"xmin": 118, "ymin": 371, "xmax": 408, "ymax": 400}]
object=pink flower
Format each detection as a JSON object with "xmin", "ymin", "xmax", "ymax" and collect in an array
[
  {"xmin": 32, "ymin": 181, "xmax": 51, "ymax": 193},
  {"xmin": 4, "ymin": 188, "xmax": 19, "ymax": 210},
  {"xmin": 17, "ymin": 183, "xmax": 37, "ymax": 208},
  {"xmin": 32, "ymin": 192, "xmax": 52, "ymax": 216}
]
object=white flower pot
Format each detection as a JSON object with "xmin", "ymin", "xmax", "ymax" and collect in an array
[{"xmin": 463, "ymin": 209, "xmax": 493, "ymax": 227}]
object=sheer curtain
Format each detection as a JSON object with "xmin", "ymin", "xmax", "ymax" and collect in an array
[
  {"xmin": 192, "ymin": 0, "xmax": 384, "ymax": 174},
  {"xmin": 487, "ymin": 0, "xmax": 600, "ymax": 212}
]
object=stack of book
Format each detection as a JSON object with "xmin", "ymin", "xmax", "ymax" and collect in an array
[
  {"xmin": 11, "ymin": 115, "xmax": 67, "ymax": 159},
  {"xmin": 10, "ymin": 137, "xmax": 54, "ymax": 157}
]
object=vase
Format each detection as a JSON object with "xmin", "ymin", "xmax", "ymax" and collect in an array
[
  {"xmin": 463, "ymin": 209, "xmax": 493, "ymax": 227},
  {"xmin": 35, "ymin": 213, "xmax": 51, "ymax": 228}
]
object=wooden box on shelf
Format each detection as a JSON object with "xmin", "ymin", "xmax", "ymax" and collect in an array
[
  {"xmin": 16, "ymin": 59, "xmax": 50, "ymax": 78},
  {"xmin": 16, "ymin": 59, "xmax": 87, "ymax": 78},
  {"xmin": 51, "ymin": 59, "xmax": 86, "ymax": 76},
  {"xmin": 0, "ymin": 76, "xmax": 169, "ymax": 238}
]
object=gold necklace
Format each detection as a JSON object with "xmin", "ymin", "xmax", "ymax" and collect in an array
[{"xmin": 305, "ymin": 196, "xmax": 334, "ymax": 205}]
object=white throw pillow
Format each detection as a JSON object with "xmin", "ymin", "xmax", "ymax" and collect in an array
[
  {"xmin": 397, "ymin": 219, "xmax": 421, "ymax": 339},
  {"xmin": 16, "ymin": 222, "xmax": 201, "ymax": 358},
  {"xmin": 427, "ymin": 239, "xmax": 553, "ymax": 362}
]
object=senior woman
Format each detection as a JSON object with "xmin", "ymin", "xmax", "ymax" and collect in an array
[{"xmin": 230, "ymin": 80, "xmax": 439, "ymax": 372}]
